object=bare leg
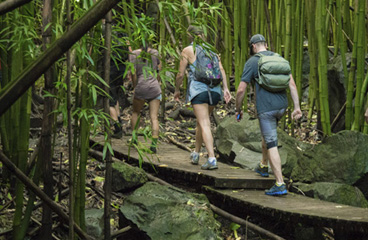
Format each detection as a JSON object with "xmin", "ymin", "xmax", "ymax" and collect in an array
[
  {"xmin": 131, "ymin": 98, "xmax": 145, "ymax": 131},
  {"xmin": 193, "ymin": 104, "xmax": 215, "ymax": 158},
  {"xmin": 267, "ymin": 146, "xmax": 284, "ymax": 183},
  {"xmin": 149, "ymin": 99, "xmax": 160, "ymax": 138},
  {"xmin": 194, "ymin": 122, "xmax": 203, "ymax": 153},
  {"xmin": 110, "ymin": 106, "xmax": 118, "ymax": 122},
  {"xmin": 110, "ymin": 101, "xmax": 120, "ymax": 120}
]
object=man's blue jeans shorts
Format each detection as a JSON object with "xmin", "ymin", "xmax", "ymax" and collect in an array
[{"xmin": 258, "ymin": 108, "xmax": 286, "ymax": 149}]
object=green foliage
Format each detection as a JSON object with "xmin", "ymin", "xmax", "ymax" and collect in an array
[
  {"xmin": 128, "ymin": 115, "xmax": 159, "ymax": 170},
  {"xmin": 0, "ymin": 10, "xmax": 41, "ymax": 59}
]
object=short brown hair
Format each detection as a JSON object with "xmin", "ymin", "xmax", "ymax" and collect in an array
[{"xmin": 187, "ymin": 25, "xmax": 204, "ymax": 35}]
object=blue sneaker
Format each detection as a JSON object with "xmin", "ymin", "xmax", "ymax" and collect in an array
[
  {"xmin": 265, "ymin": 183, "xmax": 287, "ymax": 196},
  {"xmin": 190, "ymin": 152, "xmax": 200, "ymax": 165},
  {"xmin": 255, "ymin": 163, "xmax": 269, "ymax": 177},
  {"xmin": 201, "ymin": 159, "xmax": 218, "ymax": 170}
]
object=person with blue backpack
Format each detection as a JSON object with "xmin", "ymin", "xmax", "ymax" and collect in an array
[
  {"xmin": 235, "ymin": 34, "xmax": 302, "ymax": 196},
  {"xmin": 174, "ymin": 25, "xmax": 231, "ymax": 170}
]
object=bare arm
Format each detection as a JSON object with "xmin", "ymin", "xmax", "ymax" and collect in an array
[
  {"xmin": 218, "ymin": 59, "xmax": 231, "ymax": 104},
  {"xmin": 132, "ymin": 72, "xmax": 137, "ymax": 88},
  {"xmin": 289, "ymin": 74, "xmax": 302, "ymax": 120},
  {"xmin": 174, "ymin": 49, "xmax": 189, "ymax": 101},
  {"xmin": 365, "ymin": 107, "xmax": 368, "ymax": 124},
  {"xmin": 157, "ymin": 57, "xmax": 162, "ymax": 83},
  {"xmin": 235, "ymin": 81, "xmax": 248, "ymax": 121}
]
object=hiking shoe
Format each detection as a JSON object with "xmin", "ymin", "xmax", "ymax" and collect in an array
[
  {"xmin": 255, "ymin": 163, "xmax": 269, "ymax": 177},
  {"xmin": 150, "ymin": 145, "xmax": 157, "ymax": 154},
  {"xmin": 190, "ymin": 152, "xmax": 200, "ymax": 165},
  {"xmin": 201, "ymin": 159, "xmax": 218, "ymax": 170},
  {"xmin": 265, "ymin": 183, "xmax": 287, "ymax": 196},
  {"xmin": 111, "ymin": 130, "xmax": 123, "ymax": 139}
]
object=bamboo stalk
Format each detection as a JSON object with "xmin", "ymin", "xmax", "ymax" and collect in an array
[
  {"xmin": 316, "ymin": 0, "xmax": 331, "ymax": 136},
  {"xmin": 233, "ymin": 0, "xmax": 239, "ymax": 89},
  {"xmin": 159, "ymin": 3, "xmax": 166, "ymax": 124},
  {"xmin": 224, "ymin": 0, "xmax": 231, "ymax": 89},
  {"xmin": 284, "ymin": 0, "xmax": 291, "ymax": 61},
  {"xmin": 65, "ymin": 0, "xmax": 74, "ymax": 238},
  {"xmin": 305, "ymin": 0, "xmax": 319, "ymax": 126},
  {"xmin": 38, "ymin": 0, "xmax": 55, "ymax": 237},
  {"xmin": 11, "ymin": 11, "xmax": 25, "ymax": 240},
  {"xmin": 353, "ymin": 0, "xmax": 365, "ymax": 131},
  {"xmin": 0, "ymin": 0, "xmax": 122, "ymax": 116},
  {"xmin": 103, "ymin": 10, "xmax": 113, "ymax": 240},
  {"xmin": 345, "ymin": 1, "xmax": 359, "ymax": 129},
  {"xmin": 181, "ymin": 0, "xmax": 190, "ymax": 25},
  {"xmin": 78, "ymin": 75, "xmax": 89, "ymax": 230},
  {"xmin": 264, "ymin": 0, "xmax": 273, "ymax": 51},
  {"xmin": 335, "ymin": 0, "xmax": 349, "ymax": 87},
  {"xmin": 0, "ymin": 0, "xmax": 32, "ymax": 15}
]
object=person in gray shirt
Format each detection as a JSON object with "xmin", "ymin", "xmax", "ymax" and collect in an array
[{"xmin": 235, "ymin": 34, "xmax": 302, "ymax": 196}]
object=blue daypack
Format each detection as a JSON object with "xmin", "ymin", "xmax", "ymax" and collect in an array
[{"xmin": 194, "ymin": 45, "xmax": 223, "ymax": 88}]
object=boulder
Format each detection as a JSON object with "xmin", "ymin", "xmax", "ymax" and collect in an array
[
  {"xmin": 109, "ymin": 161, "xmax": 148, "ymax": 193},
  {"xmin": 85, "ymin": 208, "xmax": 104, "ymax": 239},
  {"xmin": 290, "ymin": 131, "xmax": 368, "ymax": 185},
  {"xmin": 215, "ymin": 115, "xmax": 368, "ymax": 205},
  {"xmin": 119, "ymin": 182, "xmax": 221, "ymax": 240},
  {"xmin": 214, "ymin": 114, "xmax": 307, "ymax": 175},
  {"xmin": 326, "ymin": 53, "xmax": 351, "ymax": 133},
  {"xmin": 214, "ymin": 114, "xmax": 262, "ymax": 165},
  {"xmin": 292, "ymin": 182, "xmax": 368, "ymax": 208}
]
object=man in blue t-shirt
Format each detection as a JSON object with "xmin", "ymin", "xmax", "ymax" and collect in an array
[{"xmin": 235, "ymin": 34, "xmax": 302, "ymax": 196}]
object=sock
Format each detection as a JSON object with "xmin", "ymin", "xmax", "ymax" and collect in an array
[
  {"xmin": 113, "ymin": 122, "xmax": 121, "ymax": 133},
  {"xmin": 151, "ymin": 136, "xmax": 158, "ymax": 147},
  {"xmin": 208, "ymin": 157, "xmax": 216, "ymax": 164},
  {"xmin": 276, "ymin": 182, "xmax": 285, "ymax": 186}
]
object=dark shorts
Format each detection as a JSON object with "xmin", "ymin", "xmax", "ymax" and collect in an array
[
  {"xmin": 191, "ymin": 91, "xmax": 221, "ymax": 106},
  {"xmin": 109, "ymin": 84, "xmax": 121, "ymax": 107},
  {"xmin": 109, "ymin": 63, "xmax": 126, "ymax": 107}
]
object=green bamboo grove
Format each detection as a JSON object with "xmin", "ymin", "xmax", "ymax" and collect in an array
[{"xmin": 0, "ymin": 0, "xmax": 368, "ymax": 239}]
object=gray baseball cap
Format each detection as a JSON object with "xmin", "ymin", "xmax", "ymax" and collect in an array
[{"xmin": 250, "ymin": 34, "xmax": 266, "ymax": 44}]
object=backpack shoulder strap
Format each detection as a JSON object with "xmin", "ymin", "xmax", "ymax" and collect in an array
[
  {"xmin": 189, "ymin": 43, "xmax": 201, "ymax": 65},
  {"xmin": 254, "ymin": 52, "xmax": 264, "ymax": 58}
]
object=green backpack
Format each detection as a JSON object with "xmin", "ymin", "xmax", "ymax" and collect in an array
[{"xmin": 255, "ymin": 52, "xmax": 291, "ymax": 92}]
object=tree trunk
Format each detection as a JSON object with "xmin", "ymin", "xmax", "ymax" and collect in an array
[
  {"xmin": 39, "ymin": 0, "xmax": 55, "ymax": 238},
  {"xmin": 0, "ymin": 0, "xmax": 32, "ymax": 15}
]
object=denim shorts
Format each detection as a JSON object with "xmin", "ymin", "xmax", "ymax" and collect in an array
[
  {"xmin": 258, "ymin": 108, "xmax": 286, "ymax": 149},
  {"xmin": 151, "ymin": 94, "xmax": 162, "ymax": 101},
  {"xmin": 191, "ymin": 91, "xmax": 221, "ymax": 106}
]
